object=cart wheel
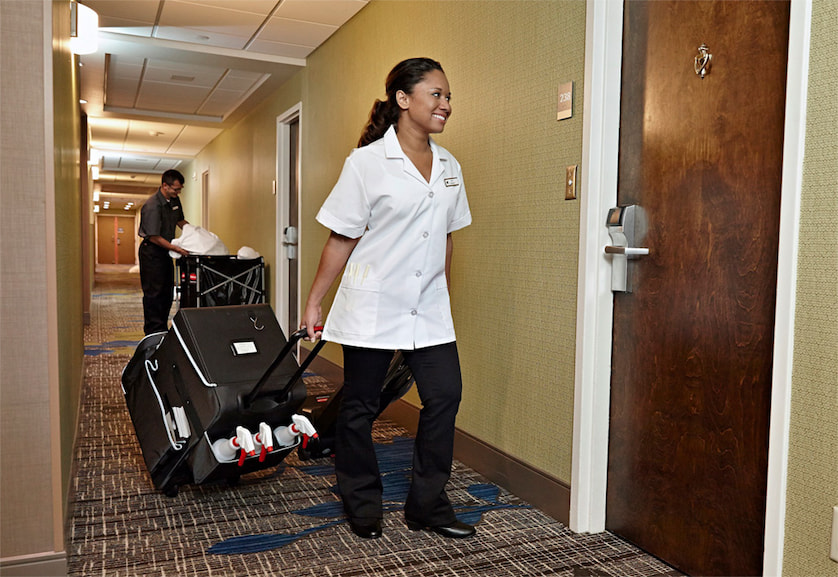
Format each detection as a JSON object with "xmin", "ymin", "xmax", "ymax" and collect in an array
[
  {"xmin": 226, "ymin": 474, "xmax": 241, "ymax": 487},
  {"xmin": 297, "ymin": 446, "xmax": 312, "ymax": 461},
  {"xmin": 163, "ymin": 485, "xmax": 179, "ymax": 498}
]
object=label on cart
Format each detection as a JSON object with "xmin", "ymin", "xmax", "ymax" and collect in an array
[{"xmin": 231, "ymin": 340, "xmax": 258, "ymax": 356}]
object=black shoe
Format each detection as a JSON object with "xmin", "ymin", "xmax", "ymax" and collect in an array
[
  {"xmin": 348, "ymin": 518, "xmax": 382, "ymax": 539},
  {"xmin": 406, "ymin": 519, "xmax": 476, "ymax": 538}
]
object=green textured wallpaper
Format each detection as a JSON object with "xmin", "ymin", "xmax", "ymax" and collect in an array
[
  {"xmin": 52, "ymin": 0, "xmax": 85, "ymax": 511},
  {"xmin": 782, "ymin": 1, "xmax": 838, "ymax": 575},
  {"xmin": 198, "ymin": 1, "xmax": 586, "ymax": 481},
  {"xmin": 302, "ymin": 0, "xmax": 587, "ymax": 481}
]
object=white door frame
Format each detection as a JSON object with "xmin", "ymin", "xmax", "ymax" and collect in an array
[
  {"xmin": 275, "ymin": 103, "xmax": 303, "ymax": 335},
  {"xmin": 570, "ymin": 2, "xmax": 812, "ymax": 576}
]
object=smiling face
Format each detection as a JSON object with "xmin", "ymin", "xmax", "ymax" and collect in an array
[
  {"xmin": 396, "ymin": 69, "xmax": 451, "ymax": 136},
  {"xmin": 161, "ymin": 180, "xmax": 183, "ymax": 201}
]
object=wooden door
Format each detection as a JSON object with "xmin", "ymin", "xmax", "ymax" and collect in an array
[
  {"xmin": 116, "ymin": 216, "xmax": 135, "ymax": 264},
  {"xmin": 97, "ymin": 215, "xmax": 136, "ymax": 264},
  {"xmin": 606, "ymin": 2, "xmax": 790, "ymax": 576},
  {"xmin": 96, "ymin": 215, "xmax": 115, "ymax": 264}
]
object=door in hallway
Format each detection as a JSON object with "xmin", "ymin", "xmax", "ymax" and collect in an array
[
  {"xmin": 277, "ymin": 115, "xmax": 301, "ymax": 335},
  {"xmin": 97, "ymin": 215, "xmax": 136, "ymax": 265},
  {"xmin": 287, "ymin": 119, "xmax": 300, "ymax": 332},
  {"xmin": 606, "ymin": 1, "xmax": 789, "ymax": 575}
]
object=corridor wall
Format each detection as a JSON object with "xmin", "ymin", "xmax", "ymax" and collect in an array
[
  {"xmin": 191, "ymin": 0, "xmax": 586, "ymax": 490},
  {"xmin": 1, "ymin": 0, "xmax": 84, "ymax": 574}
]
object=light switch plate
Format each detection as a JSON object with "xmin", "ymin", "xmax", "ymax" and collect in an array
[
  {"xmin": 831, "ymin": 506, "xmax": 838, "ymax": 563},
  {"xmin": 565, "ymin": 165, "xmax": 578, "ymax": 200}
]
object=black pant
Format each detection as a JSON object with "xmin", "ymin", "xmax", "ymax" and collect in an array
[
  {"xmin": 336, "ymin": 342, "xmax": 462, "ymax": 525},
  {"xmin": 139, "ymin": 241, "xmax": 174, "ymax": 335}
]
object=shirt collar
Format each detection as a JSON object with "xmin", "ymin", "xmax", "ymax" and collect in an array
[
  {"xmin": 156, "ymin": 188, "xmax": 175, "ymax": 205},
  {"xmin": 382, "ymin": 125, "xmax": 447, "ymax": 184}
]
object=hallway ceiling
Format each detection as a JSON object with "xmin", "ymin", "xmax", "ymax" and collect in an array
[{"xmin": 80, "ymin": 0, "xmax": 367, "ymax": 211}]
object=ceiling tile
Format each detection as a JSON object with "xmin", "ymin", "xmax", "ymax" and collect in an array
[
  {"xmin": 137, "ymin": 82, "xmax": 213, "ymax": 115},
  {"xmin": 108, "ymin": 54, "xmax": 145, "ymax": 79},
  {"xmin": 103, "ymin": 154, "xmax": 160, "ymax": 173},
  {"xmin": 275, "ymin": 0, "xmax": 367, "ymax": 27},
  {"xmin": 83, "ymin": 0, "xmax": 161, "ymax": 28},
  {"xmin": 174, "ymin": 0, "xmax": 280, "ymax": 15},
  {"xmin": 154, "ymin": 26, "xmax": 249, "ymax": 50},
  {"xmin": 246, "ymin": 38, "xmax": 314, "ymax": 59},
  {"xmin": 158, "ymin": 1, "xmax": 266, "ymax": 46},
  {"xmin": 258, "ymin": 17, "xmax": 336, "ymax": 47},
  {"xmin": 168, "ymin": 126, "xmax": 224, "ymax": 156},
  {"xmin": 105, "ymin": 86, "xmax": 141, "ymax": 108},
  {"xmin": 198, "ymin": 89, "xmax": 248, "ymax": 117},
  {"xmin": 142, "ymin": 60, "xmax": 226, "ymax": 88},
  {"xmin": 88, "ymin": 117, "xmax": 129, "ymax": 142}
]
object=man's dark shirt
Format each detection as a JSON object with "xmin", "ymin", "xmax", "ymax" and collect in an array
[{"xmin": 139, "ymin": 189, "xmax": 184, "ymax": 243}]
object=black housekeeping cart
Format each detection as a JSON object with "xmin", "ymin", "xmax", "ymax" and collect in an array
[
  {"xmin": 121, "ymin": 304, "xmax": 326, "ymax": 496},
  {"xmin": 177, "ymin": 255, "xmax": 265, "ymax": 308}
]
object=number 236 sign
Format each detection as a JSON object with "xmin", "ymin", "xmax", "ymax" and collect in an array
[{"xmin": 557, "ymin": 81, "xmax": 573, "ymax": 121}]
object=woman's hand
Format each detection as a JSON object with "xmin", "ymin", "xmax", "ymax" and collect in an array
[{"xmin": 301, "ymin": 304, "xmax": 323, "ymax": 342}]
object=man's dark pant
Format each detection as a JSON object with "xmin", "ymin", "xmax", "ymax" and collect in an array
[
  {"xmin": 139, "ymin": 241, "xmax": 175, "ymax": 335},
  {"xmin": 336, "ymin": 342, "xmax": 462, "ymax": 526}
]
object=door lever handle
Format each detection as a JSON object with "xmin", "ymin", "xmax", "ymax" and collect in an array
[{"xmin": 604, "ymin": 246, "xmax": 649, "ymax": 256}]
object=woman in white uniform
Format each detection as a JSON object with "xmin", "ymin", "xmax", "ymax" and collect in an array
[{"xmin": 302, "ymin": 58, "xmax": 474, "ymax": 540}]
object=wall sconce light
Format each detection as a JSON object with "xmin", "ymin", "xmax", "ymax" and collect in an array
[{"xmin": 70, "ymin": 1, "xmax": 99, "ymax": 55}]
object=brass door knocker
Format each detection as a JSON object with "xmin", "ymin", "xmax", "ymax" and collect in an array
[{"xmin": 695, "ymin": 44, "xmax": 712, "ymax": 79}]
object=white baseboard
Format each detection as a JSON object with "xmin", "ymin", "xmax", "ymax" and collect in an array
[{"xmin": 0, "ymin": 551, "xmax": 67, "ymax": 577}]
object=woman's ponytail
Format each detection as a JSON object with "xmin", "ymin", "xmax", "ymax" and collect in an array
[
  {"xmin": 357, "ymin": 99, "xmax": 399, "ymax": 147},
  {"xmin": 356, "ymin": 58, "xmax": 444, "ymax": 148}
]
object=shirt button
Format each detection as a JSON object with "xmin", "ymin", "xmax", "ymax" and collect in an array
[
  {"xmin": 422, "ymin": 232, "xmax": 429, "ymax": 239},
  {"xmin": 428, "ymin": 191, "xmax": 434, "ymax": 198},
  {"xmin": 415, "ymin": 271, "xmax": 422, "ymax": 277},
  {"xmin": 410, "ymin": 309, "xmax": 418, "ymax": 316}
]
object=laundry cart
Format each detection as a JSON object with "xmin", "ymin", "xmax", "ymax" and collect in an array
[{"xmin": 177, "ymin": 255, "xmax": 265, "ymax": 308}]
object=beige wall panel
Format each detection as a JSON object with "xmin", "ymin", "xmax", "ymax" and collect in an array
[
  {"xmin": 782, "ymin": 1, "xmax": 838, "ymax": 575},
  {"xmin": 0, "ymin": 0, "xmax": 61, "ymax": 560}
]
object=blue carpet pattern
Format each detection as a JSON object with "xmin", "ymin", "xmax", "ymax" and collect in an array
[
  {"xmin": 68, "ymin": 271, "xmax": 681, "ymax": 576},
  {"xmin": 208, "ymin": 436, "xmax": 530, "ymax": 555}
]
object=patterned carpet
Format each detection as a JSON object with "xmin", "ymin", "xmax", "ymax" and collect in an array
[{"xmin": 68, "ymin": 270, "xmax": 681, "ymax": 576}]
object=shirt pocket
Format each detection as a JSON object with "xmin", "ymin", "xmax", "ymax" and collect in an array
[
  {"xmin": 329, "ymin": 278, "xmax": 382, "ymax": 337},
  {"xmin": 435, "ymin": 277, "xmax": 455, "ymax": 331}
]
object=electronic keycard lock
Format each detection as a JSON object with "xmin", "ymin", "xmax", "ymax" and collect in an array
[{"xmin": 605, "ymin": 205, "xmax": 649, "ymax": 292}]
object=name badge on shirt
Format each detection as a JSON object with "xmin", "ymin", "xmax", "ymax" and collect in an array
[{"xmin": 444, "ymin": 177, "xmax": 459, "ymax": 187}]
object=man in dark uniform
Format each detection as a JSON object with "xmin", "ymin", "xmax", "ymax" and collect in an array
[{"xmin": 138, "ymin": 169, "xmax": 189, "ymax": 334}]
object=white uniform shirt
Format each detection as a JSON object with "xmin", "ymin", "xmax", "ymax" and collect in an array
[{"xmin": 316, "ymin": 125, "xmax": 472, "ymax": 350}]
